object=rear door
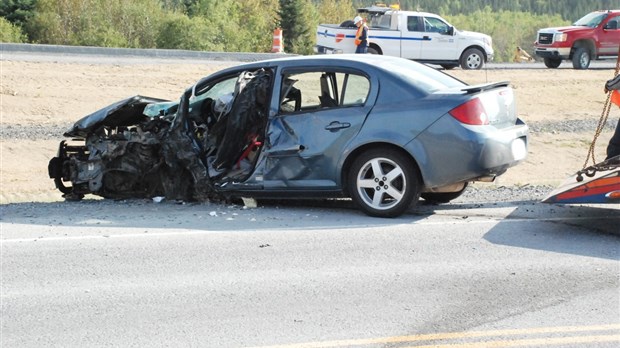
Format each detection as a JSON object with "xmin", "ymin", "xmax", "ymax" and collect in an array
[
  {"xmin": 262, "ymin": 68, "xmax": 374, "ymax": 189},
  {"xmin": 400, "ymin": 15, "xmax": 425, "ymax": 59}
]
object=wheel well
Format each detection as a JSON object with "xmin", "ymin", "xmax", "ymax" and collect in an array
[
  {"xmin": 369, "ymin": 43, "xmax": 383, "ymax": 54},
  {"xmin": 571, "ymin": 40, "xmax": 595, "ymax": 58},
  {"xmin": 341, "ymin": 143, "xmax": 422, "ymax": 195},
  {"xmin": 461, "ymin": 45, "xmax": 488, "ymax": 62}
]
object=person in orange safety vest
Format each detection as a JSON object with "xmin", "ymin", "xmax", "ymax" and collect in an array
[{"xmin": 353, "ymin": 16, "xmax": 368, "ymax": 54}]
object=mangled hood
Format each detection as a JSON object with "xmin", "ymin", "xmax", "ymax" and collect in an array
[{"xmin": 64, "ymin": 95, "xmax": 171, "ymax": 138}]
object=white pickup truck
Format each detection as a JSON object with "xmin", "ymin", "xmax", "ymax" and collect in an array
[{"xmin": 314, "ymin": 5, "xmax": 494, "ymax": 70}]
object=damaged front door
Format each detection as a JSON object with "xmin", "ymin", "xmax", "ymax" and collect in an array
[{"xmin": 263, "ymin": 70, "xmax": 372, "ymax": 189}]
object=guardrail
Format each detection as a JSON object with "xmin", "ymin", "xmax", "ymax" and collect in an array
[{"xmin": 0, "ymin": 43, "xmax": 291, "ymax": 62}]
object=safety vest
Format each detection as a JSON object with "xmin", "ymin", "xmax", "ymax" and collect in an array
[{"xmin": 355, "ymin": 24, "xmax": 368, "ymax": 46}]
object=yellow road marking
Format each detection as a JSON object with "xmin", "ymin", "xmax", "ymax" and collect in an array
[
  {"xmin": 404, "ymin": 334, "xmax": 620, "ymax": 347},
  {"xmin": 246, "ymin": 324, "xmax": 620, "ymax": 348}
]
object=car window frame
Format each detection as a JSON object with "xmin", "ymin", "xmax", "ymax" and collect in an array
[{"xmin": 277, "ymin": 66, "xmax": 371, "ymax": 116}]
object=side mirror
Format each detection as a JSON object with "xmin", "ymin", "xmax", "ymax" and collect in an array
[{"xmin": 446, "ymin": 26, "xmax": 455, "ymax": 36}]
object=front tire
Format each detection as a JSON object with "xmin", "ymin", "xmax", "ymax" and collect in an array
[
  {"xmin": 544, "ymin": 57, "xmax": 562, "ymax": 68},
  {"xmin": 572, "ymin": 47, "xmax": 590, "ymax": 69},
  {"xmin": 348, "ymin": 148, "xmax": 420, "ymax": 217},
  {"xmin": 460, "ymin": 48, "xmax": 484, "ymax": 70}
]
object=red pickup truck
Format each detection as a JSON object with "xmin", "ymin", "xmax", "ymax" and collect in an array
[{"xmin": 534, "ymin": 10, "xmax": 620, "ymax": 69}]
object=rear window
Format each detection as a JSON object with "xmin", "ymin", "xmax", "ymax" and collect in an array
[{"xmin": 375, "ymin": 59, "xmax": 466, "ymax": 93}]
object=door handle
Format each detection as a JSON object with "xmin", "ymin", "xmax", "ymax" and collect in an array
[{"xmin": 325, "ymin": 121, "xmax": 351, "ymax": 132}]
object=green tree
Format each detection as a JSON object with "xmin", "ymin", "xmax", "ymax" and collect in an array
[
  {"xmin": 240, "ymin": 0, "xmax": 281, "ymax": 52},
  {"xmin": 0, "ymin": 0, "xmax": 36, "ymax": 28},
  {"xmin": 188, "ymin": 0, "xmax": 246, "ymax": 51},
  {"xmin": 278, "ymin": 0, "xmax": 313, "ymax": 54},
  {"xmin": 317, "ymin": 0, "xmax": 355, "ymax": 27},
  {"xmin": 157, "ymin": 13, "xmax": 221, "ymax": 51}
]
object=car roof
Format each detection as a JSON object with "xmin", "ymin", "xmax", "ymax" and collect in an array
[{"xmin": 216, "ymin": 54, "xmax": 411, "ymax": 75}]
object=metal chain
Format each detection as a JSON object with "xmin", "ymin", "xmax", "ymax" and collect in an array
[{"xmin": 582, "ymin": 48, "xmax": 620, "ymax": 169}]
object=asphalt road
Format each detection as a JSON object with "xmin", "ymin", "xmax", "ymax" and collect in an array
[
  {"xmin": 1, "ymin": 45, "xmax": 619, "ymax": 347},
  {"xmin": 1, "ymin": 199, "xmax": 619, "ymax": 347}
]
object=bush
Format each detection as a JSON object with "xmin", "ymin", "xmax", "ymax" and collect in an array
[
  {"xmin": 0, "ymin": 16, "xmax": 25, "ymax": 42},
  {"xmin": 157, "ymin": 13, "xmax": 222, "ymax": 51},
  {"xmin": 25, "ymin": 0, "xmax": 165, "ymax": 48}
]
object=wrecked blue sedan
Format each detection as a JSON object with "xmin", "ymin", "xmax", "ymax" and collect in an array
[{"xmin": 48, "ymin": 55, "xmax": 528, "ymax": 217}]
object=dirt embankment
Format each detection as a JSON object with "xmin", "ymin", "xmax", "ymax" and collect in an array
[{"xmin": 1, "ymin": 60, "xmax": 617, "ymax": 204}]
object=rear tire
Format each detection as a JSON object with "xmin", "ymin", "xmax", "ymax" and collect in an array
[
  {"xmin": 543, "ymin": 57, "xmax": 562, "ymax": 68},
  {"xmin": 572, "ymin": 47, "xmax": 590, "ymax": 69},
  {"xmin": 367, "ymin": 47, "xmax": 380, "ymax": 55},
  {"xmin": 347, "ymin": 148, "xmax": 420, "ymax": 217},
  {"xmin": 460, "ymin": 48, "xmax": 484, "ymax": 70}
]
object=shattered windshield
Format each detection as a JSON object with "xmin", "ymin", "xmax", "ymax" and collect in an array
[
  {"xmin": 190, "ymin": 77, "xmax": 237, "ymax": 108},
  {"xmin": 573, "ymin": 12, "xmax": 607, "ymax": 27}
]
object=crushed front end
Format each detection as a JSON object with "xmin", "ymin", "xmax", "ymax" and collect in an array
[{"xmin": 48, "ymin": 69, "xmax": 273, "ymax": 202}]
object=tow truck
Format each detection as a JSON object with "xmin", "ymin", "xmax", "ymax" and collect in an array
[{"xmin": 543, "ymin": 52, "xmax": 620, "ymax": 204}]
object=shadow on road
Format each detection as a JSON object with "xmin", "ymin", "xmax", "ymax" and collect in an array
[
  {"xmin": 413, "ymin": 197, "xmax": 620, "ymax": 260},
  {"xmin": 481, "ymin": 203, "xmax": 620, "ymax": 260}
]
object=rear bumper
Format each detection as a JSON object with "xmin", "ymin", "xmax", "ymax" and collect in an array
[
  {"xmin": 411, "ymin": 117, "xmax": 529, "ymax": 188},
  {"xmin": 476, "ymin": 119, "xmax": 529, "ymax": 174}
]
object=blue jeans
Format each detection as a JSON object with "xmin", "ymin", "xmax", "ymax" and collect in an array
[{"xmin": 355, "ymin": 45, "xmax": 368, "ymax": 54}]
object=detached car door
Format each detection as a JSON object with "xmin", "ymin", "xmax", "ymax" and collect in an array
[{"xmin": 261, "ymin": 68, "xmax": 373, "ymax": 190}]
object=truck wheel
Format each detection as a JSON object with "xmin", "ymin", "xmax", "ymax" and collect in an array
[
  {"xmin": 572, "ymin": 47, "xmax": 591, "ymax": 69},
  {"xmin": 347, "ymin": 148, "xmax": 420, "ymax": 218},
  {"xmin": 543, "ymin": 57, "xmax": 562, "ymax": 68},
  {"xmin": 460, "ymin": 48, "xmax": 484, "ymax": 70},
  {"xmin": 367, "ymin": 47, "xmax": 380, "ymax": 55}
]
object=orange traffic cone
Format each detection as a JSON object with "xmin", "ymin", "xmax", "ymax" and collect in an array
[{"xmin": 272, "ymin": 28, "xmax": 283, "ymax": 53}]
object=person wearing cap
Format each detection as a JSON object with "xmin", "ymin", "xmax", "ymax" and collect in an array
[{"xmin": 353, "ymin": 16, "xmax": 368, "ymax": 54}]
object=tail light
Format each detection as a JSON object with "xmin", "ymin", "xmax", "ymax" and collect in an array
[{"xmin": 449, "ymin": 98, "xmax": 489, "ymax": 125}]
